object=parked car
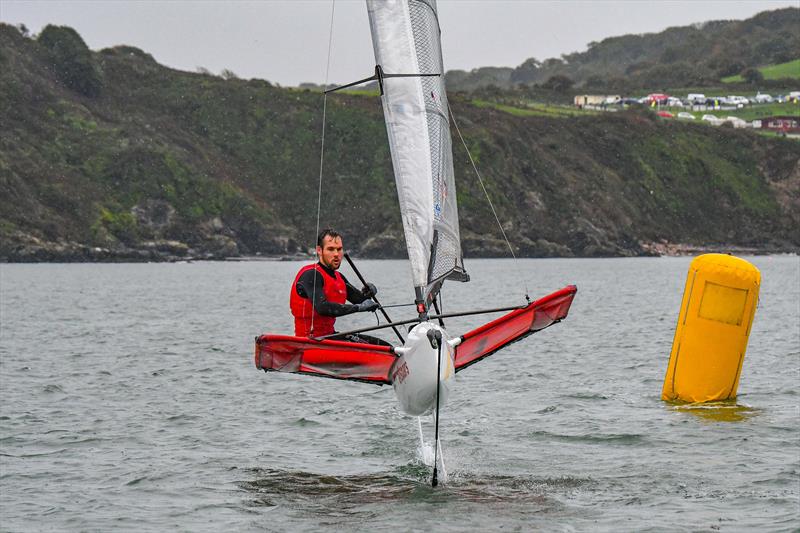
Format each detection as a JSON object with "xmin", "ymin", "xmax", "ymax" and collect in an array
[
  {"xmin": 656, "ymin": 111, "xmax": 674, "ymax": 118},
  {"xmin": 647, "ymin": 93, "xmax": 670, "ymax": 105},
  {"xmin": 725, "ymin": 116, "xmax": 748, "ymax": 128},
  {"xmin": 702, "ymin": 114, "xmax": 722, "ymax": 125},
  {"xmin": 687, "ymin": 93, "xmax": 706, "ymax": 104},
  {"xmin": 754, "ymin": 93, "xmax": 773, "ymax": 103},
  {"xmin": 678, "ymin": 112, "xmax": 696, "ymax": 120},
  {"xmin": 666, "ymin": 97, "xmax": 684, "ymax": 107},
  {"xmin": 726, "ymin": 95, "xmax": 749, "ymax": 107}
]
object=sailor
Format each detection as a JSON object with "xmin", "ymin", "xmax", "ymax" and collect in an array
[{"xmin": 290, "ymin": 228, "xmax": 390, "ymax": 345}]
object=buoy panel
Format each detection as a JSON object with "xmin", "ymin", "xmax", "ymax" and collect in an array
[{"xmin": 662, "ymin": 254, "xmax": 760, "ymax": 403}]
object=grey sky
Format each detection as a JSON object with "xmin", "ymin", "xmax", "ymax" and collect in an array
[{"xmin": 2, "ymin": 0, "xmax": 796, "ymax": 87}]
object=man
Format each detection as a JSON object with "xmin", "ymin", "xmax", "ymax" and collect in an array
[{"xmin": 290, "ymin": 228, "xmax": 389, "ymax": 345}]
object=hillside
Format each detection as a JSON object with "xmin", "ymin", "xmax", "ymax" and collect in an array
[
  {"xmin": 722, "ymin": 59, "xmax": 800, "ymax": 83},
  {"xmin": 0, "ymin": 23, "xmax": 798, "ymax": 261},
  {"xmin": 447, "ymin": 7, "xmax": 800, "ymax": 91}
]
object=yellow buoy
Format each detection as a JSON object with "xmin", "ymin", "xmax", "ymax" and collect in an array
[{"xmin": 662, "ymin": 254, "xmax": 760, "ymax": 403}]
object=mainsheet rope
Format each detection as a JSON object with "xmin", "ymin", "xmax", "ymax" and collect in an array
[
  {"xmin": 310, "ymin": 0, "xmax": 337, "ymax": 335},
  {"xmin": 448, "ymin": 103, "xmax": 530, "ymax": 301}
]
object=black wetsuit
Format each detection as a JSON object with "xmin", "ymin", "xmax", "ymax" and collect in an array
[{"xmin": 295, "ymin": 263, "xmax": 392, "ymax": 346}]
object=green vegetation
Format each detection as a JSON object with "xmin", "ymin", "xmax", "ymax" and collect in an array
[
  {"xmin": 471, "ymin": 99, "xmax": 589, "ymax": 118},
  {"xmin": 722, "ymin": 59, "xmax": 800, "ymax": 83},
  {"xmin": 37, "ymin": 25, "xmax": 101, "ymax": 97},
  {"xmin": 340, "ymin": 88, "xmax": 381, "ymax": 97},
  {"xmin": 0, "ymin": 22, "xmax": 797, "ymax": 260},
  {"xmin": 448, "ymin": 8, "xmax": 800, "ymax": 92}
]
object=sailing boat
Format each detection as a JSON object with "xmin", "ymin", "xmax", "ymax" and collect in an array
[{"xmin": 255, "ymin": 0, "xmax": 576, "ymax": 479}]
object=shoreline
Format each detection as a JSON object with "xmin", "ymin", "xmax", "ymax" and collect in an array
[{"xmin": 1, "ymin": 241, "xmax": 796, "ymax": 264}]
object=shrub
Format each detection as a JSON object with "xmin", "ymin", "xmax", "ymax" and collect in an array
[
  {"xmin": 96, "ymin": 207, "xmax": 139, "ymax": 244},
  {"xmin": 541, "ymin": 75, "xmax": 574, "ymax": 92},
  {"xmin": 37, "ymin": 25, "xmax": 101, "ymax": 97},
  {"xmin": 741, "ymin": 67, "xmax": 764, "ymax": 84}
]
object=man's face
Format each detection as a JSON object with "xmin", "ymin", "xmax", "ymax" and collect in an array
[{"xmin": 317, "ymin": 236, "xmax": 343, "ymax": 270}]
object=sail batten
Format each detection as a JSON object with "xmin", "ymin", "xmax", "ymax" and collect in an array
[{"xmin": 367, "ymin": 0, "xmax": 467, "ymax": 305}]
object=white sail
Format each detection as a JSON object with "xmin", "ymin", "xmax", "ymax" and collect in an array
[{"xmin": 366, "ymin": 0, "xmax": 468, "ymax": 305}]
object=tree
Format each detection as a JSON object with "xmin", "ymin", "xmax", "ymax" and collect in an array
[
  {"xmin": 37, "ymin": 25, "xmax": 101, "ymax": 97},
  {"xmin": 741, "ymin": 67, "xmax": 764, "ymax": 84},
  {"xmin": 220, "ymin": 69, "xmax": 238, "ymax": 80},
  {"xmin": 511, "ymin": 57, "xmax": 541, "ymax": 84},
  {"xmin": 541, "ymin": 75, "xmax": 574, "ymax": 92},
  {"xmin": 715, "ymin": 60, "xmax": 746, "ymax": 78},
  {"xmin": 584, "ymin": 75, "xmax": 606, "ymax": 90}
]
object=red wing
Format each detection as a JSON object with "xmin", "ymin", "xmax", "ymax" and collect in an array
[
  {"xmin": 454, "ymin": 285, "xmax": 577, "ymax": 372},
  {"xmin": 255, "ymin": 335, "xmax": 396, "ymax": 385}
]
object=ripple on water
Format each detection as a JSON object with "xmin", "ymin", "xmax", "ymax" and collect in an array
[
  {"xmin": 239, "ymin": 465, "xmax": 589, "ymax": 514},
  {"xmin": 529, "ymin": 429, "xmax": 646, "ymax": 445},
  {"xmin": 1, "ymin": 258, "xmax": 797, "ymax": 531}
]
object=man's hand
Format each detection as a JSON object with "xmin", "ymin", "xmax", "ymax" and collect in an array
[
  {"xmin": 361, "ymin": 282, "xmax": 378, "ymax": 298},
  {"xmin": 356, "ymin": 299, "xmax": 379, "ymax": 312}
]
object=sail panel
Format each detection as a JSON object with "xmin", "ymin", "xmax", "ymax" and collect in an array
[{"xmin": 367, "ymin": 0, "xmax": 467, "ymax": 302}]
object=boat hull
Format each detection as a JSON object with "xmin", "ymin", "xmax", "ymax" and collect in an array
[{"xmin": 390, "ymin": 322, "xmax": 454, "ymax": 416}]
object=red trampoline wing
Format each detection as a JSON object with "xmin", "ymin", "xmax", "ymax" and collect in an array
[
  {"xmin": 454, "ymin": 285, "xmax": 577, "ymax": 372},
  {"xmin": 255, "ymin": 335, "xmax": 396, "ymax": 385}
]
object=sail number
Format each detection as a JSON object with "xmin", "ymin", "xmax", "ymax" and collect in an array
[{"xmin": 391, "ymin": 361, "xmax": 410, "ymax": 384}]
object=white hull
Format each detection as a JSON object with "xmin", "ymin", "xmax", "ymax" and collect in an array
[{"xmin": 390, "ymin": 322, "xmax": 454, "ymax": 416}]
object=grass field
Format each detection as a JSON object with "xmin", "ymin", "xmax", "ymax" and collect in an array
[
  {"xmin": 340, "ymin": 88, "xmax": 380, "ymax": 97},
  {"xmin": 472, "ymin": 99, "xmax": 592, "ymax": 118},
  {"xmin": 663, "ymin": 102, "xmax": 799, "ymax": 121},
  {"xmin": 722, "ymin": 59, "xmax": 800, "ymax": 83}
]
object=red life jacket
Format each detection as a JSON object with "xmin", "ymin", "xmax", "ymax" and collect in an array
[{"xmin": 289, "ymin": 263, "xmax": 347, "ymax": 337}]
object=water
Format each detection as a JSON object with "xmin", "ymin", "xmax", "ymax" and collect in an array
[{"xmin": 1, "ymin": 257, "xmax": 798, "ymax": 531}]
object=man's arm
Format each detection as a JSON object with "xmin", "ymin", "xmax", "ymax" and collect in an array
[
  {"xmin": 342, "ymin": 274, "xmax": 368, "ymax": 305},
  {"xmin": 296, "ymin": 270, "xmax": 359, "ymax": 317}
]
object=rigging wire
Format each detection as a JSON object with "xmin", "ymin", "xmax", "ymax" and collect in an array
[
  {"xmin": 311, "ymin": 0, "xmax": 337, "ymax": 335},
  {"xmin": 448, "ymin": 103, "xmax": 531, "ymax": 301}
]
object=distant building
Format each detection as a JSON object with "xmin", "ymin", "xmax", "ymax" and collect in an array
[
  {"xmin": 757, "ymin": 116, "xmax": 799, "ymax": 133},
  {"xmin": 574, "ymin": 95, "xmax": 621, "ymax": 108}
]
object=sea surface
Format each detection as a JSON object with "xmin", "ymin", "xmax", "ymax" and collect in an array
[{"xmin": 1, "ymin": 257, "xmax": 798, "ymax": 532}]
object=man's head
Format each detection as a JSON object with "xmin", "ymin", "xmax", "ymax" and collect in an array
[{"xmin": 316, "ymin": 228, "xmax": 343, "ymax": 270}]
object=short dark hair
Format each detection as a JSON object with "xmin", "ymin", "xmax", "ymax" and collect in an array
[{"xmin": 317, "ymin": 228, "xmax": 341, "ymax": 248}]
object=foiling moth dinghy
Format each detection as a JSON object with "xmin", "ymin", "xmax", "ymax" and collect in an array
[{"xmin": 254, "ymin": 0, "xmax": 577, "ymax": 486}]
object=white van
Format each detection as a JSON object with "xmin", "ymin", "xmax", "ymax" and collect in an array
[{"xmin": 687, "ymin": 93, "xmax": 706, "ymax": 104}]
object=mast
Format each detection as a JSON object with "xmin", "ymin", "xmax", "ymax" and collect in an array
[{"xmin": 366, "ymin": 0, "xmax": 468, "ymax": 317}]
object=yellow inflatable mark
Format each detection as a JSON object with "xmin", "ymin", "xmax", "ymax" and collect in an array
[{"xmin": 662, "ymin": 254, "xmax": 760, "ymax": 403}]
